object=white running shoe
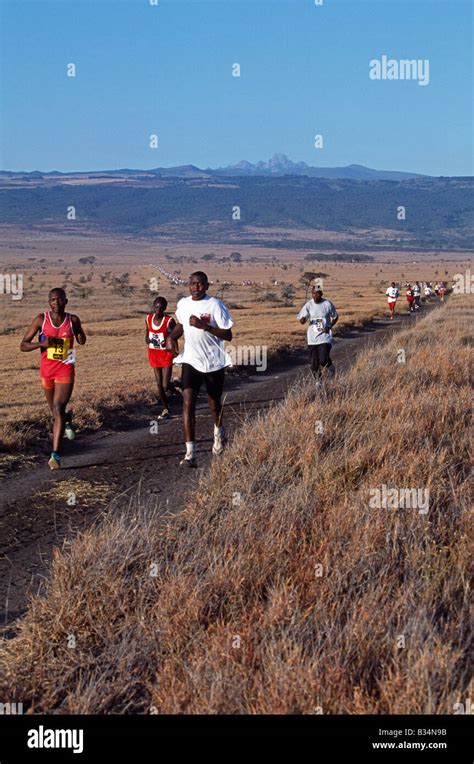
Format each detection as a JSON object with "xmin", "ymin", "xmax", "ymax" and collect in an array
[
  {"xmin": 179, "ymin": 455, "xmax": 197, "ymax": 468},
  {"xmin": 212, "ymin": 427, "xmax": 226, "ymax": 456},
  {"xmin": 64, "ymin": 422, "xmax": 75, "ymax": 440}
]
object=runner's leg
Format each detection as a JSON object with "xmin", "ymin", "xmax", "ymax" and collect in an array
[
  {"xmin": 318, "ymin": 343, "xmax": 333, "ymax": 376},
  {"xmin": 309, "ymin": 346, "xmax": 320, "ymax": 378},
  {"xmin": 43, "ymin": 384, "xmax": 54, "ymax": 415},
  {"xmin": 206, "ymin": 369, "xmax": 226, "ymax": 454},
  {"xmin": 182, "ymin": 388, "xmax": 198, "ymax": 441},
  {"xmin": 205, "ymin": 369, "xmax": 225, "ymax": 426},
  {"xmin": 52, "ymin": 381, "xmax": 74, "ymax": 454},
  {"xmin": 181, "ymin": 364, "xmax": 201, "ymax": 453},
  {"xmin": 42, "ymin": 381, "xmax": 55, "ymax": 443},
  {"xmin": 162, "ymin": 365, "xmax": 172, "ymax": 398},
  {"xmin": 207, "ymin": 395, "xmax": 222, "ymax": 426},
  {"xmin": 153, "ymin": 367, "xmax": 169, "ymax": 411}
]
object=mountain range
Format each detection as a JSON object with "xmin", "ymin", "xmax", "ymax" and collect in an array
[
  {"xmin": 0, "ymin": 154, "xmax": 427, "ymax": 181},
  {"xmin": 208, "ymin": 154, "xmax": 426, "ymax": 180}
]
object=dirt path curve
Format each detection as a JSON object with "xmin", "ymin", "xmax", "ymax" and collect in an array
[{"xmin": 0, "ymin": 309, "xmax": 431, "ymax": 629}]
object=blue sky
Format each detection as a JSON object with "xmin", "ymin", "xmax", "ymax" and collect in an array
[{"xmin": 1, "ymin": 0, "xmax": 472, "ymax": 175}]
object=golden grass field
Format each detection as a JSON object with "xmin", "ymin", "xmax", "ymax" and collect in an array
[
  {"xmin": 0, "ymin": 228, "xmax": 468, "ymax": 450},
  {"xmin": 1, "ymin": 296, "xmax": 471, "ymax": 713}
]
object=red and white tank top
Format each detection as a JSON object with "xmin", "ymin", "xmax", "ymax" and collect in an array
[
  {"xmin": 40, "ymin": 312, "xmax": 75, "ymax": 375},
  {"xmin": 147, "ymin": 314, "xmax": 172, "ymax": 349},
  {"xmin": 146, "ymin": 313, "xmax": 174, "ymax": 368}
]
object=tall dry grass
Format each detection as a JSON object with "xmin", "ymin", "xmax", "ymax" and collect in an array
[{"xmin": 0, "ymin": 298, "xmax": 471, "ymax": 714}]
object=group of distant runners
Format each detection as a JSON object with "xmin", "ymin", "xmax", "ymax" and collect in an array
[
  {"xmin": 20, "ymin": 272, "xmax": 445, "ymax": 471},
  {"xmin": 385, "ymin": 280, "xmax": 447, "ymax": 319}
]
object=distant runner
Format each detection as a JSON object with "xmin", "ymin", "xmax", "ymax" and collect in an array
[
  {"xmin": 424, "ymin": 284, "xmax": 432, "ymax": 300},
  {"xmin": 297, "ymin": 286, "xmax": 339, "ymax": 379},
  {"xmin": 146, "ymin": 296, "xmax": 175, "ymax": 419},
  {"xmin": 406, "ymin": 284, "xmax": 415, "ymax": 313},
  {"xmin": 167, "ymin": 271, "xmax": 234, "ymax": 467},
  {"xmin": 413, "ymin": 281, "xmax": 421, "ymax": 309},
  {"xmin": 385, "ymin": 282, "xmax": 399, "ymax": 319},
  {"xmin": 20, "ymin": 288, "xmax": 86, "ymax": 470},
  {"xmin": 439, "ymin": 282, "xmax": 446, "ymax": 302}
]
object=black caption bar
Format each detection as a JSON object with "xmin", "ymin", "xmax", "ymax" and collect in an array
[{"xmin": 0, "ymin": 714, "xmax": 472, "ymax": 761}]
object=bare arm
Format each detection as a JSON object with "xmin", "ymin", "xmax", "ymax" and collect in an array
[
  {"xmin": 71, "ymin": 314, "xmax": 86, "ymax": 345},
  {"xmin": 20, "ymin": 314, "xmax": 46, "ymax": 352},
  {"xmin": 166, "ymin": 320, "xmax": 182, "ymax": 356},
  {"xmin": 168, "ymin": 322, "xmax": 184, "ymax": 341},
  {"xmin": 205, "ymin": 324, "xmax": 232, "ymax": 341}
]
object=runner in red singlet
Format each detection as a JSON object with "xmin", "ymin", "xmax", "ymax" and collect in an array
[
  {"xmin": 20, "ymin": 288, "xmax": 86, "ymax": 470},
  {"xmin": 146, "ymin": 296, "xmax": 176, "ymax": 419}
]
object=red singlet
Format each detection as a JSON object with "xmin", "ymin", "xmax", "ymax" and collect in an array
[
  {"xmin": 40, "ymin": 312, "xmax": 75, "ymax": 383},
  {"xmin": 146, "ymin": 314, "xmax": 174, "ymax": 368}
]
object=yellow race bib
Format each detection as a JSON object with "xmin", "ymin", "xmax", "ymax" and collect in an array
[{"xmin": 47, "ymin": 337, "xmax": 71, "ymax": 361}]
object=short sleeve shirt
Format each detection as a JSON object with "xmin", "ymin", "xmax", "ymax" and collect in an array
[
  {"xmin": 297, "ymin": 298, "xmax": 338, "ymax": 346},
  {"xmin": 174, "ymin": 294, "xmax": 234, "ymax": 372},
  {"xmin": 386, "ymin": 287, "xmax": 399, "ymax": 302}
]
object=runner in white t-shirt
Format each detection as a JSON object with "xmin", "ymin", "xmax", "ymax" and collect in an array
[
  {"xmin": 167, "ymin": 271, "xmax": 234, "ymax": 467},
  {"xmin": 297, "ymin": 286, "xmax": 338, "ymax": 379},
  {"xmin": 385, "ymin": 282, "xmax": 399, "ymax": 319},
  {"xmin": 413, "ymin": 281, "xmax": 421, "ymax": 309}
]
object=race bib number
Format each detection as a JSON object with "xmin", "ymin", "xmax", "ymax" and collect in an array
[
  {"xmin": 47, "ymin": 337, "xmax": 71, "ymax": 361},
  {"xmin": 311, "ymin": 318, "xmax": 326, "ymax": 333},
  {"xmin": 149, "ymin": 331, "xmax": 165, "ymax": 349}
]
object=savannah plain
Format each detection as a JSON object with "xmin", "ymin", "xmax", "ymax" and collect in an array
[{"xmin": 0, "ymin": 226, "xmax": 469, "ymax": 455}]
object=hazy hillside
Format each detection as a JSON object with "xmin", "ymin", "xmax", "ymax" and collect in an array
[{"xmin": 0, "ymin": 176, "xmax": 472, "ymax": 251}]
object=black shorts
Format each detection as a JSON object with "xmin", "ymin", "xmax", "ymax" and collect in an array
[
  {"xmin": 308, "ymin": 343, "xmax": 332, "ymax": 374},
  {"xmin": 181, "ymin": 363, "xmax": 225, "ymax": 399}
]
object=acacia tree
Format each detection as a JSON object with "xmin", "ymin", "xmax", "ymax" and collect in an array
[
  {"xmin": 281, "ymin": 284, "xmax": 295, "ymax": 306},
  {"xmin": 218, "ymin": 282, "xmax": 231, "ymax": 300}
]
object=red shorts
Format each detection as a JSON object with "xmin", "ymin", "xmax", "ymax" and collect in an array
[
  {"xmin": 41, "ymin": 367, "xmax": 75, "ymax": 388},
  {"xmin": 388, "ymin": 301, "xmax": 396, "ymax": 310},
  {"xmin": 148, "ymin": 349, "xmax": 173, "ymax": 369}
]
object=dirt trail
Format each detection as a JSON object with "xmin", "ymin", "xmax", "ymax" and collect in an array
[{"xmin": 0, "ymin": 310, "xmax": 431, "ymax": 629}]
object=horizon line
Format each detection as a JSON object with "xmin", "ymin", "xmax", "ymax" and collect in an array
[{"xmin": 1, "ymin": 156, "xmax": 472, "ymax": 178}]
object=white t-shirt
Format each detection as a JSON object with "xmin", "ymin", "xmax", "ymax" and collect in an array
[
  {"xmin": 297, "ymin": 298, "xmax": 338, "ymax": 346},
  {"xmin": 174, "ymin": 294, "xmax": 234, "ymax": 372},
  {"xmin": 386, "ymin": 287, "xmax": 399, "ymax": 302},
  {"xmin": 413, "ymin": 284, "xmax": 421, "ymax": 296}
]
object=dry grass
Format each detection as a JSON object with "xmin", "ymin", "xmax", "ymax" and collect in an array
[
  {"xmin": 36, "ymin": 479, "xmax": 112, "ymax": 508},
  {"xmin": 0, "ymin": 297, "xmax": 471, "ymax": 714}
]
